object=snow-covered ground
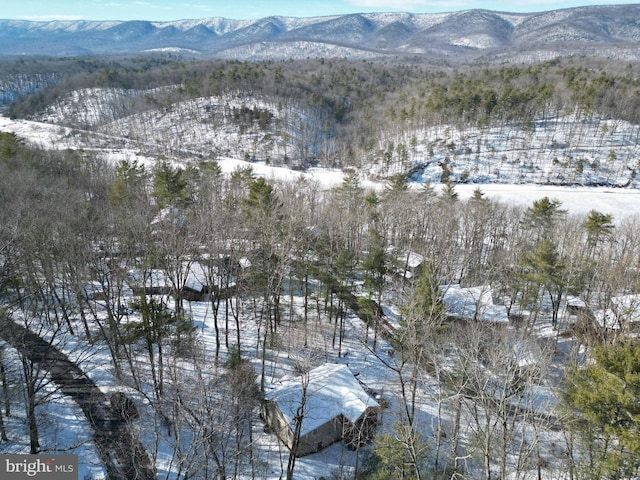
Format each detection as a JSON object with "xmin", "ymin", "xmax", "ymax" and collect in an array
[
  {"xmin": 0, "ymin": 104, "xmax": 638, "ymax": 478},
  {"xmin": 1, "ymin": 276, "xmax": 577, "ymax": 479},
  {"xmin": 453, "ymin": 183, "xmax": 640, "ymax": 220},
  {"xmin": 7, "ymin": 87, "xmax": 640, "ymax": 188},
  {"xmin": 2, "ymin": 114, "xmax": 640, "ymax": 221},
  {"xmin": 0, "ymin": 293, "xmax": 400, "ymax": 479}
]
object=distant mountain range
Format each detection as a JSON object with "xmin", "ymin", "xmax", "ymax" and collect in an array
[{"xmin": 1, "ymin": 4, "xmax": 640, "ymax": 62}]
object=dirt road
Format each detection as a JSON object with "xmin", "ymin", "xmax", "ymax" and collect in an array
[{"xmin": 0, "ymin": 315, "xmax": 156, "ymax": 480}]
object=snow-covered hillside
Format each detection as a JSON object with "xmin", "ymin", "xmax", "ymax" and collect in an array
[
  {"xmin": 1, "ymin": 5, "xmax": 639, "ymax": 61},
  {"xmin": 2, "ymin": 112, "xmax": 640, "ymax": 222},
  {"xmin": 8, "ymin": 82, "xmax": 640, "ymax": 193},
  {"xmin": 375, "ymin": 112, "xmax": 640, "ymax": 188}
]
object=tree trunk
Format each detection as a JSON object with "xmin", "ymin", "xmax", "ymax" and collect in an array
[
  {"xmin": 22, "ymin": 358, "xmax": 40, "ymax": 454},
  {"xmin": 286, "ymin": 381, "xmax": 307, "ymax": 480},
  {"xmin": 303, "ymin": 273, "xmax": 309, "ymax": 347},
  {"xmin": 0, "ymin": 350, "xmax": 10, "ymax": 416},
  {"xmin": 27, "ymin": 391, "xmax": 39, "ymax": 453},
  {"xmin": 233, "ymin": 293, "xmax": 241, "ymax": 352},
  {"xmin": 0, "ymin": 404, "xmax": 8, "ymax": 441},
  {"xmin": 212, "ymin": 293, "xmax": 221, "ymax": 361}
]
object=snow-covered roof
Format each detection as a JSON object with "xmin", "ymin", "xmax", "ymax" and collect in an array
[
  {"xmin": 128, "ymin": 268, "xmax": 168, "ymax": 287},
  {"xmin": 610, "ymin": 294, "xmax": 640, "ymax": 324},
  {"xmin": 592, "ymin": 294, "xmax": 640, "ymax": 330},
  {"xmin": 386, "ymin": 247, "xmax": 424, "ymax": 270},
  {"xmin": 402, "ymin": 252, "xmax": 424, "ymax": 280},
  {"xmin": 185, "ymin": 262, "xmax": 208, "ymax": 292},
  {"xmin": 128, "ymin": 263, "xmax": 212, "ymax": 292},
  {"xmin": 566, "ymin": 295, "xmax": 588, "ymax": 309},
  {"xmin": 512, "ymin": 340, "xmax": 541, "ymax": 368},
  {"xmin": 387, "ymin": 248, "xmax": 425, "ymax": 280},
  {"xmin": 440, "ymin": 284, "xmax": 509, "ymax": 323},
  {"xmin": 404, "ymin": 251, "xmax": 424, "ymax": 269},
  {"xmin": 264, "ymin": 363, "xmax": 379, "ymax": 436},
  {"xmin": 593, "ymin": 308, "xmax": 619, "ymax": 330}
]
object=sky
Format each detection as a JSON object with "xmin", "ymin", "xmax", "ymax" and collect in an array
[{"xmin": 1, "ymin": 0, "xmax": 638, "ymax": 22}]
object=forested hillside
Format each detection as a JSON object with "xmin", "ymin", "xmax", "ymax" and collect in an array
[
  {"xmin": 5, "ymin": 56, "xmax": 640, "ymax": 185},
  {"xmin": 1, "ymin": 52, "xmax": 640, "ymax": 479}
]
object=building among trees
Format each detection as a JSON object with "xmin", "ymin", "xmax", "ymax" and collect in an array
[
  {"xmin": 261, "ymin": 363, "xmax": 380, "ymax": 457},
  {"xmin": 440, "ymin": 284, "xmax": 509, "ymax": 324}
]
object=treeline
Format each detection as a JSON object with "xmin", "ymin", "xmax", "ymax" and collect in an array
[
  {"xmin": 2, "ymin": 131, "xmax": 640, "ymax": 478},
  {"xmin": 6, "ymin": 55, "xmax": 640, "ymax": 133},
  {"xmin": 3, "ymin": 56, "xmax": 640, "ymax": 181},
  {"xmin": 6, "ymin": 57, "xmax": 417, "ymax": 124},
  {"xmin": 2, "ymin": 55, "xmax": 179, "ymax": 115},
  {"xmin": 421, "ymin": 59, "xmax": 640, "ymax": 124}
]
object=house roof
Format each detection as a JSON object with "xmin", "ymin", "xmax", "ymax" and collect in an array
[
  {"xmin": 440, "ymin": 284, "xmax": 509, "ymax": 323},
  {"xmin": 185, "ymin": 262, "xmax": 207, "ymax": 292},
  {"xmin": 511, "ymin": 339, "xmax": 541, "ymax": 368},
  {"xmin": 610, "ymin": 294, "xmax": 640, "ymax": 324},
  {"xmin": 593, "ymin": 308, "xmax": 619, "ymax": 330},
  {"xmin": 566, "ymin": 295, "xmax": 588, "ymax": 309},
  {"xmin": 264, "ymin": 363, "xmax": 379, "ymax": 436},
  {"xmin": 387, "ymin": 248, "xmax": 425, "ymax": 279},
  {"xmin": 127, "ymin": 268, "xmax": 168, "ymax": 287},
  {"xmin": 404, "ymin": 251, "xmax": 424, "ymax": 269},
  {"xmin": 128, "ymin": 263, "xmax": 208, "ymax": 293},
  {"xmin": 593, "ymin": 294, "xmax": 640, "ymax": 329}
]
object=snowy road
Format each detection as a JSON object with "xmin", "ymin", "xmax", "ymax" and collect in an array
[{"xmin": 0, "ymin": 315, "xmax": 155, "ymax": 480}]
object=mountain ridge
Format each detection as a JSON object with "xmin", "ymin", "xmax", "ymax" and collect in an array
[{"xmin": 1, "ymin": 5, "xmax": 639, "ymax": 62}]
